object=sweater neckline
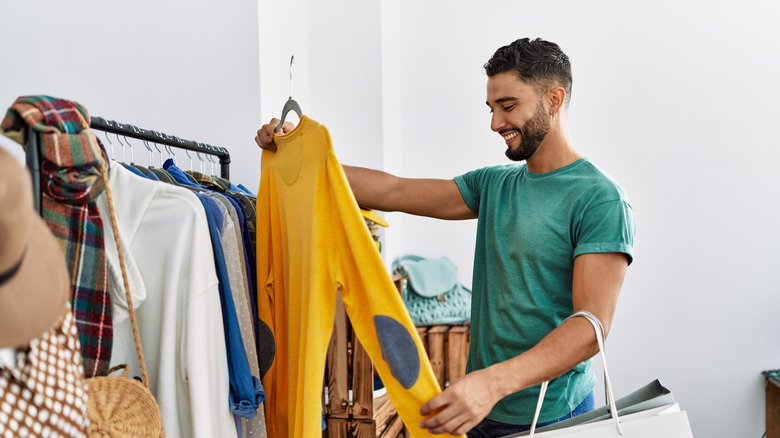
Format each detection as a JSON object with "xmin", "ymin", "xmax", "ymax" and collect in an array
[{"xmin": 273, "ymin": 115, "xmax": 311, "ymax": 144}]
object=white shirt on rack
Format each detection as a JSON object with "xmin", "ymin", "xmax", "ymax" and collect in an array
[{"xmin": 97, "ymin": 163, "xmax": 237, "ymax": 438}]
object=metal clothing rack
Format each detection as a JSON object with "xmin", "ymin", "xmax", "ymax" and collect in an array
[
  {"xmin": 90, "ymin": 116, "xmax": 231, "ymax": 179},
  {"xmin": 26, "ymin": 116, "xmax": 232, "ymax": 214}
]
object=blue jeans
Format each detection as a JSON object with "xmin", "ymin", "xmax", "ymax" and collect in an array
[{"xmin": 467, "ymin": 391, "xmax": 595, "ymax": 438}]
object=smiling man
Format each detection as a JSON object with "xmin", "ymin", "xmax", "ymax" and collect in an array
[{"xmin": 256, "ymin": 37, "xmax": 635, "ymax": 437}]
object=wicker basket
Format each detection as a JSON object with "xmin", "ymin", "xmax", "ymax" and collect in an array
[{"xmin": 87, "ymin": 365, "xmax": 165, "ymax": 437}]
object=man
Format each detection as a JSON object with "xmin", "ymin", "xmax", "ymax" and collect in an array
[{"xmin": 256, "ymin": 37, "xmax": 634, "ymax": 437}]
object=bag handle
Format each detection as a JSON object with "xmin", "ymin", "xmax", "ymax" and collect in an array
[
  {"xmin": 395, "ymin": 254, "xmax": 425, "ymax": 263},
  {"xmin": 529, "ymin": 310, "xmax": 622, "ymax": 436},
  {"xmin": 100, "ymin": 165, "xmax": 150, "ymax": 388}
]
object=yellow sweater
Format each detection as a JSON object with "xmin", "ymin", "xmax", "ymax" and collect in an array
[{"xmin": 256, "ymin": 116, "xmax": 456, "ymax": 437}]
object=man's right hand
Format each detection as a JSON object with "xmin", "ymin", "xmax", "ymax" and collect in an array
[{"xmin": 255, "ymin": 118, "xmax": 296, "ymax": 152}]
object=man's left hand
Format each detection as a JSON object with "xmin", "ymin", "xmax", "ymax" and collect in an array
[{"xmin": 419, "ymin": 367, "xmax": 502, "ymax": 435}]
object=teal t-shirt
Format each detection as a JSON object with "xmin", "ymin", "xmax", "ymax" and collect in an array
[{"xmin": 453, "ymin": 158, "xmax": 635, "ymax": 424}]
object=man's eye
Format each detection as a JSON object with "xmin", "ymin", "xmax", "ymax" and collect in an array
[{"xmin": 503, "ymin": 105, "xmax": 515, "ymax": 111}]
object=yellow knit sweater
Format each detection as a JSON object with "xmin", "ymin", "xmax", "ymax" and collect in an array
[{"xmin": 256, "ymin": 116, "xmax": 456, "ymax": 437}]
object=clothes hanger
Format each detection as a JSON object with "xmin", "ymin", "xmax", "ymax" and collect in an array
[
  {"xmin": 275, "ymin": 55, "xmax": 303, "ymax": 133},
  {"xmin": 197, "ymin": 152, "xmax": 206, "ymax": 174},
  {"xmin": 115, "ymin": 129, "xmax": 143, "ymax": 176},
  {"xmin": 114, "ymin": 130, "xmax": 127, "ymax": 164},
  {"xmin": 127, "ymin": 125, "xmax": 151, "ymax": 175},
  {"xmin": 142, "ymin": 137, "xmax": 154, "ymax": 171},
  {"xmin": 204, "ymin": 149, "xmax": 217, "ymax": 177},
  {"xmin": 102, "ymin": 129, "xmax": 114, "ymax": 161},
  {"xmin": 174, "ymin": 147, "xmax": 198, "ymax": 185},
  {"xmin": 104, "ymin": 120, "xmax": 137, "ymax": 174},
  {"xmin": 125, "ymin": 132, "xmax": 134, "ymax": 165},
  {"xmin": 185, "ymin": 149, "xmax": 194, "ymax": 172},
  {"xmin": 182, "ymin": 149, "xmax": 224, "ymax": 192},
  {"xmin": 161, "ymin": 139, "xmax": 201, "ymax": 187},
  {"xmin": 110, "ymin": 122, "xmax": 139, "ymax": 171},
  {"xmin": 182, "ymin": 150, "xmax": 206, "ymax": 185},
  {"xmin": 149, "ymin": 131, "xmax": 164, "ymax": 168},
  {"xmin": 143, "ymin": 133, "xmax": 177, "ymax": 184},
  {"xmin": 196, "ymin": 143, "xmax": 230, "ymax": 189},
  {"xmin": 205, "ymin": 145, "xmax": 231, "ymax": 189}
]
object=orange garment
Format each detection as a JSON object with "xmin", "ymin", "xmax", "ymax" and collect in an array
[{"xmin": 256, "ymin": 116, "xmax": 456, "ymax": 437}]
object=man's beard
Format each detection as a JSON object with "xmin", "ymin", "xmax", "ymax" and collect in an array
[{"xmin": 505, "ymin": 100, "xmax": 550, "ymax": 162}]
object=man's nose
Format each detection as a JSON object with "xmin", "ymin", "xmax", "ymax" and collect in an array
[{"xmin": 490, "ymin": 112, "xmax": 503, "ymax": 132}]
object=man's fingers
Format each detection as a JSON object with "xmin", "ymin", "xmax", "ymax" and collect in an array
[
  {"xmin": 420, "ymin": 403, "xmax": 465, "ymax": 435},
  {"xmin": 452, "ymin": 417, "xmax": 479, "ymax": 436},
  {"xmin": 255, "ymin": 125, "xmax": 277, "ymax": 151},
  {"xmin": 419, "ymin": 392, "xmax": 459, "ymax": 428},
  {"xmin": 281, "ymin": 121, "xmax": 295, "ymax": 134},
  {"xmin": 256, "ymin": 119, "xmax": 296, "ymax": 152},
  {"xmin": 420, "ymin": 392, "xmax": 448, "ymax": 416}
]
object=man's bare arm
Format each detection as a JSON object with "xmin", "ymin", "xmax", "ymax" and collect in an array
[{"xmin": 343, "ymin": 165, "xmax": 476, "ymax": 220}]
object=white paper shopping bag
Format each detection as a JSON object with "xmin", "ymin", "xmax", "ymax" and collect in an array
[
  {"xmin": 521, "ymin": 404, "xmax": 692, "ymax": 437},
  {"xmin": 506, "ymin": 311, "xmax": 694, "ymax": 438}
]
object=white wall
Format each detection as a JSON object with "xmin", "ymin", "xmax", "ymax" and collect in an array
[
  {"xmin": 0, "ymin": 0, "xmax": 263, "ymax": 191},
  {"xmin": 258, "ymin": 0, "xmax": 403, "ymax": 264},
  {"xmin": 270, "ymin": 1, "xmax": 780, "ymax": 437},
  {"xmin": 258, "ymin": 0, "xmax": 310, "ymax": 142}
]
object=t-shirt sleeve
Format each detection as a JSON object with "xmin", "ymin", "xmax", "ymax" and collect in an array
[
  {"xmin": 454, "ymin": 168, "xmax": 486, "ymax": 215},
  {"xmin": 573, "ymin": 199, "xmax": 635, "ymax": 264}
]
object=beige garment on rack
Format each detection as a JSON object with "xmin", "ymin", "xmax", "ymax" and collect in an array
[{"xmin": 209, "ymin": 192, "xmax": 267, "ymax": 438}]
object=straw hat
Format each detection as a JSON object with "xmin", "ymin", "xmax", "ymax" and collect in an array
[{"xmin": 0, "ymin": 146, "xmax": 69, "ymax": 348}]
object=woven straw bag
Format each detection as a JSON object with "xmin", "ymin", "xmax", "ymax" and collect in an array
[{"xmin": 86, "ymin": 166, "xmax": 165, "ymax": 437}]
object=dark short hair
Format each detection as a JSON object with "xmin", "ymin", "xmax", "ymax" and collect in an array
[{"xmin": 484, "ymin": 38, "xmax": 572, "ymax": 105}]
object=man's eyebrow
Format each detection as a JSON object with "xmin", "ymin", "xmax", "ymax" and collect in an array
[{"xmin": 486, "ymin": 96, "xmax": 518, "ymax": 106}]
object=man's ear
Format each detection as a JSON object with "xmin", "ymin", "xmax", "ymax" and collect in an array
[{"xmin": 547, "ymin": 86, "xmax": 566, "ymax": 118}]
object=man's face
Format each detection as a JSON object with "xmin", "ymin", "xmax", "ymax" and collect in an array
[{"xmin": 486, "ymin": 72, "xmax": 550, "ymax": 162}]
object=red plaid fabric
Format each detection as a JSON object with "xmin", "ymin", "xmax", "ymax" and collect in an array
[{"xmin": 1, "ymin": 96, "xmax": 112, "ymax": 378}]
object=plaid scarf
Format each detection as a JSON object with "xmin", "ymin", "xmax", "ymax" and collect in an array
[{"xmin": 1, "ymin": 96, "xmax": 112, "ymax": 378}]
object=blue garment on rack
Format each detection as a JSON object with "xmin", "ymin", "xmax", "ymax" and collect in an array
[
  {"xmin": 230, "ymin": 181, "xmax": 254, "ymax": 195},
  {"xmin": 146, "ymin": 172, "xmax": 160, "ymax": 181},
  {"xmin": 163, "ymin": 158, "xmax": 203, "ymax": 189},
  {"xmin": 237, "ymin": 183, "xmax": 255, "ymax": 196},
  {"xmin": 197, "ymin": 193, "xmax": 264, "ymax": 419},
  {"xmin": 123, "ymin": 163, "xmax": 149, "ymax": 179}
]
